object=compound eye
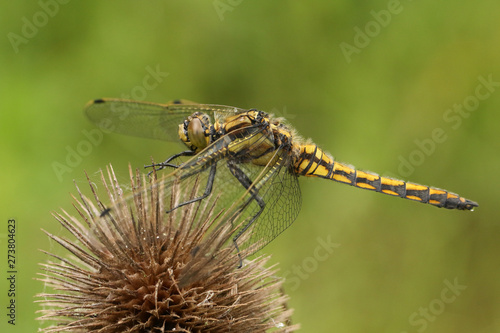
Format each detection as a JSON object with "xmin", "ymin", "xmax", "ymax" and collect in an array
[{"xmin": 187, "ymin": 117, "xmax": 209, "ymax": 152}]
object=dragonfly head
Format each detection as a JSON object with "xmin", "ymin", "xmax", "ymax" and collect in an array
[{"xmin": 178, "ymin": 112, "xmax": 213, "ymax": 153}]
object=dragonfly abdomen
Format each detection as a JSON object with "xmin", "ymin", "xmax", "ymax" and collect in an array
[{"xmin": 294, "ymin": 144, "xmax": 478, "ymax": 211}]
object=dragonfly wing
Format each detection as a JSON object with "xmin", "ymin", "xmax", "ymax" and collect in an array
[
  {"xmin": 84, "ymin": 98, "xmax": 249, "ymax": 142},
  {"xmin": 85, "ymin": 99, "xmax": 192, "ymax": 141},
  {"xmin": 217, "ymin": 149, "xmax": 302, "ymax": 257},
  {"xmin": 248, "ymin": 160, "xmax": 301, "ymax": 254}
]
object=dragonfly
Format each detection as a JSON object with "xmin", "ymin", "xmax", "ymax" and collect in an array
[{"xmin": 85, "ymin": 98, "xmax": 478, "ymax": 259}]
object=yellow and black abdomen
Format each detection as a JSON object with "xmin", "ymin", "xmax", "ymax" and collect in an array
[{"xmin": 294, "ymin": 144, "xmax": 478, "ymax": 211}]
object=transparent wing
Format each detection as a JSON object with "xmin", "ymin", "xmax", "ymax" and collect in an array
[
  {"xmin": 84, "ymin": 98, "xmax": 248, "ymax": 142},
  {"xmin": 248, "ymin": 160, "xmax": 301, "ymax": 253},
  {"xmin": 222, "ymin": 151, "xmax": 302, "ymax": 257}
]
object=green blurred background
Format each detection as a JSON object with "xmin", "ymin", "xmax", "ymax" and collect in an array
[{"xmin": 1, "ymin": 1, "xmax": 499, "ymax": 332}]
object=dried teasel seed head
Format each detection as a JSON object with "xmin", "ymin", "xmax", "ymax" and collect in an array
[{"xmin": 37, "ymin": 165, "xmax": 298, "ymax": 332}]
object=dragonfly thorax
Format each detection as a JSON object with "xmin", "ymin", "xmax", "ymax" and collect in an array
[
  {"xmin": 178, "ymin": 112, "xmax": 214, "ymax": 153},
  {"xmin": 215, "ymin": 110, "xmax": 268, "ymax": 135}
]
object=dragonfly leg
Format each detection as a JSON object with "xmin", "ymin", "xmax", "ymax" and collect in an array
[
  {"xmin": 165, "ymin": 163, "xmax": 217, "ymax": 213},
  {"xmin": 145, "ymin": 150, "xmax": 194, "ymax": 176},
  {"xmin": 227, "ymin": 161, "xmax": 266, "ymax": 267}
]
